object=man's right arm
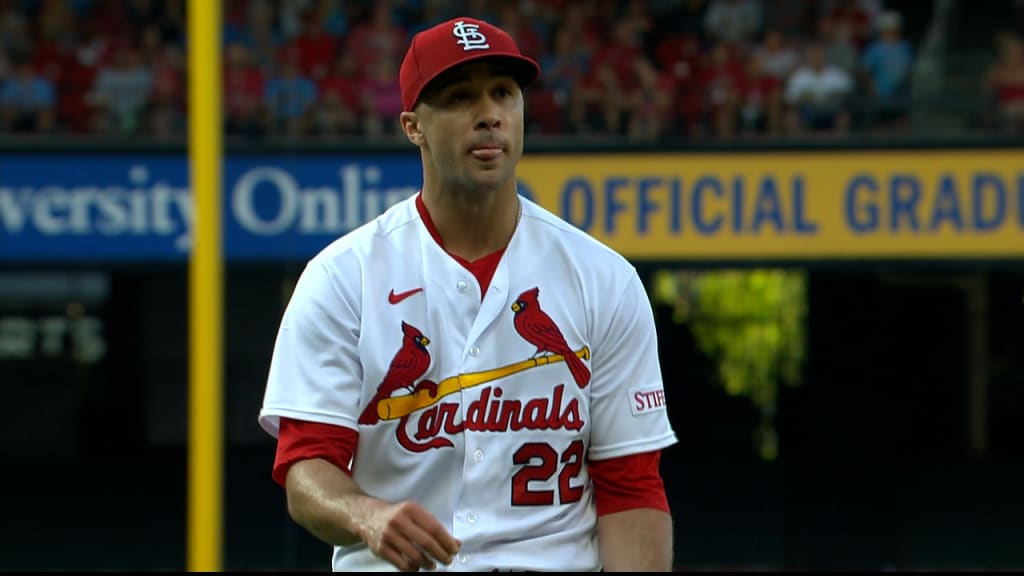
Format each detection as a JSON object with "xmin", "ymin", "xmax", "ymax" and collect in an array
[
  {"xmin": 285, "ymin": 458, "xmax": 462, "ymax": 571},
  {"xmin": 262, "ymin": 261, "xmax": 460, "ymax": 570},
  {"xmin": 284, "ymin": 457, "xmax": 378, "ymax": 547}
]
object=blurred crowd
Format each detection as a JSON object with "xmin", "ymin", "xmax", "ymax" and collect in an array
[{"xmin": 0, "ymin": 0, "xmax": 1019, "ymax": 141}]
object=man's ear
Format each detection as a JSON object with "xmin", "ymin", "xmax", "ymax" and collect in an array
[{"xmin": 400, "ymin": 111, "xmax": 424, "ymax": 146}]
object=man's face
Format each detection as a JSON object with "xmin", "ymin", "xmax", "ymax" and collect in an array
[{"xmin": 407, "ymin": 60, "xmax": 525, "ymax": 194}]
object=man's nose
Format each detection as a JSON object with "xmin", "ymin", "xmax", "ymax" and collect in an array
[{"xmin": 474, "ymin": 98, "xmax": 502, "ymax": 130}]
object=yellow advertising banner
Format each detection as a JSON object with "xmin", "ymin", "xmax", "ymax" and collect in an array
[{"xmin": 516, "ymin": 150, "xmax": 1024, "ymax": 260}]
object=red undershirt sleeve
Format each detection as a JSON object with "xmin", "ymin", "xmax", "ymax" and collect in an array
[
  {"xmin": 272, "ymin": 417, "xmax": 359, "ymax": 487},
  {"xmin": 589, "ymin": 450, "xmax": 670, "ymax": 516},
  {"xmin": 274, "ymin": 423, "xmax": 669, "ymax": 517}
]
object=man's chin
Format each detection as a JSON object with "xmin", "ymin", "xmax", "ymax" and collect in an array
[{"xmin": 465, "ymin": 169, "xmax": 514, "ymax": 192}]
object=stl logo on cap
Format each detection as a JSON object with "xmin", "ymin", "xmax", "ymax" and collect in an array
[
  {"xmin": 399, "ymin": 16, "xmax": 541, "ymax": 111},
  {"xmin": 452, "ymin": 20, "xmax": 490, "ymax": 51}
]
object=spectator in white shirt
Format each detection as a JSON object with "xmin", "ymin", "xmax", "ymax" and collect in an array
[
  {"xmin": 88, "ymin": 48, "xmax": 154, "ymax": 134},
  {"xmin": 753, "ymin": 28, "xmax": 800, "ymax": 82},
  {"xmin": 784, "ymin": 41, "xmax": 853, "ymax": 134}
]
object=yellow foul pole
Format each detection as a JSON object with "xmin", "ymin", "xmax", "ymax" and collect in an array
[{"xmin": 187, "ymin": 0, "xmax": 223, "ymax": 571}]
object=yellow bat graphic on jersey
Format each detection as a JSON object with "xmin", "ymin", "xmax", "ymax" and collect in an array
[{"xmin": 377, "ymin": 346, "xmax": 590, "ymax": 421}]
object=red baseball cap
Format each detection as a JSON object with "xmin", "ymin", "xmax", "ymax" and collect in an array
[{"xmin": 399, "ymin": 17, "xmax": 541, "ymax": 112}]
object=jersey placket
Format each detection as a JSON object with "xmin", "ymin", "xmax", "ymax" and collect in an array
[{"xmin": 441, "ymin": 245, "xmax": 514, "ymax": 568}]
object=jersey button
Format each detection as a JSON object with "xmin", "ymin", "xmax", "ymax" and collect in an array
[
  {"xmin": 456, "ymin": 553, "xmax": 468, "ymax": 563},
  {"xmin": 473, "ymin": 449, "xmax": 484, "ymax": 462},
  {"xmin": 469, "ymin": 346, "xmax": 480, "ymax": 357},
  {"xmin": 456, "ymin": 281, "xmax": 468, "ymax": 293},
  {"xmin": 467, "ymin": 512, "xmax": 478, "ymax": 524}
]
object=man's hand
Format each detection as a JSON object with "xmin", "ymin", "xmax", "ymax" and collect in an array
[
  {"xmin": 360, "ymin": 500, "xmax": 462, "ymax": 572},
  {"xmin": 285, "ymin": 458, "xmax": 461, "ymax": 571}
]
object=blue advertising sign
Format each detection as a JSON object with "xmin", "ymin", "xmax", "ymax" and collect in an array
[{"xmin": 0, "ymin": 154, "xmax": 424, "ymax": 261}]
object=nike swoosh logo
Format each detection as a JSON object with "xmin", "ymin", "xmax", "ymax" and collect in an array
[{"xmin": 388, "ymin": 287, "xmax": 423, "ymax": 304}]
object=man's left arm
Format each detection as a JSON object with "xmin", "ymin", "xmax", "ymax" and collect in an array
[
  {"xmin": 598, "ymin": 507, "xmax": 674, "ymax": 572},
  {"xmin": 586, "ymin": 270, "xmax": 679, "ymax": 571},
  {"xmin": 589, "ymin": 449, "xmax": 674, "ymax": 571}
]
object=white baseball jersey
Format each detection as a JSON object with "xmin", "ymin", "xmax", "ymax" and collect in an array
[{"xmin": 259, "ymin": 193, "xmax": 678, "ymax": 571}]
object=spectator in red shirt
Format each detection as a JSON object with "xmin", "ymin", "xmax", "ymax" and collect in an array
[
  {"xmin": 287, "ymin": 7, "xmax": 340, "ymax": 82},
  {"xmin": 314, "ymin": 48, "xmax": 362, "ymax": 137},
  {"xmin": 578, "ymin": 16, "xmax": 662, "ymax": 133},
  {"xmin": 86, "ymin": 0, "xmax": 132, "ymax": 43},
  {"xmin": 223, "ymin": 41, "xmax": 267, "ymax": 137},
  {"xmin": 653, "ymin": 32, "xmax": 704, "ymax": 135},
  {"xmin": 344, "ymin": 0, "xmax": 407, "ymax": 80},
  {"xmin": 738, "ymin": 52, "xmax": 783, "ymax": 136},
  {"xmin": 983, "ymin": 32, "xmax": 1024, "ymax": 134},
  {"xmin": 698, "ymin": 41, "xmax": 745, "ymax": 138},
  {"xmin": 29, "ymin": 27, "xmax": 86, "ymax": 133}
]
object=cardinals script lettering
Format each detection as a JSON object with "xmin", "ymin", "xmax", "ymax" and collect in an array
[{"xmin": 395, "ymin": 384, "xmax": 583, "ymax": 452}]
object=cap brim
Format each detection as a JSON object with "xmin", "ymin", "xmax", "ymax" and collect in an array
[{"xmin": 413, "ymin": 53, "xmax": 541, "ymax": 108}]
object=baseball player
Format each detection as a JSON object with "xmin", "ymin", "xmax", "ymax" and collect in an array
[{"xmin": 258, "ymin": 16, "xmax": 678, "ymax": 572}]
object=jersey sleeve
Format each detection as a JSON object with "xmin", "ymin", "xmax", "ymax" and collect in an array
[
  {"xmin": 589, "ymin": 450, "xmax": 669, "ymax": 515},
  {"xmin": 272, "ymin": 417, "xmax": 359, "ymax": 485},
  {"xmin": 258, "ymin": 258, "xmax": 363, "ymax": 438},
  {"xmin": 587, "ymin": 269, "xmax": 677, "ymax": 460}
]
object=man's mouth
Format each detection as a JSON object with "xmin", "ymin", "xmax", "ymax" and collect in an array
[{"xmin": 470, "ymin": 147, "xmax": 503, "ymax": 161}]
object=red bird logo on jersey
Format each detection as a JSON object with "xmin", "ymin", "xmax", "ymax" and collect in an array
[
  {"xmin": 358, "ymin": 321, "xmax": 437, "ymax": 425},
  {"xmin": 511, "ymin": 287, "xmax": 591, "ymax": 389}
]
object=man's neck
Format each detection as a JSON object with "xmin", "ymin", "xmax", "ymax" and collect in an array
[{"xmin": 420, "ymin": 185, "xmax": 521, "ymax": 262}]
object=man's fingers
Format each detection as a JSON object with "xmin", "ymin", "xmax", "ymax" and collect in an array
[
  {"xmin": 408, "ymin": 505, "xmax": 462, "ymax": 558},
  {"xmin": 372, "ymin": 501, "xmax": 462, "ymax": 571},
  {"xmin": 378, "ymin": 541, "xmax": 409, "ymax": 569},
  {"xmin": 378, "ymin": 542, "xmax": 410, "ymax": 572},
  {"xmin": 403, "ymin": 519, "xmax": 457, "ymax": 566},
  {"xmin": 427, "ymin": 525, "xmax": 461, "ymax": 559},
  {"xmin": 382, "ymin": 540, "xmax": 434, "ymax": 572}
]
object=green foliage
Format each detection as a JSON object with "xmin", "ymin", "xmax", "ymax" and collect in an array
[{"xmin": 652, "ymin": 268, "xmax": 807, "ymax": 460}]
